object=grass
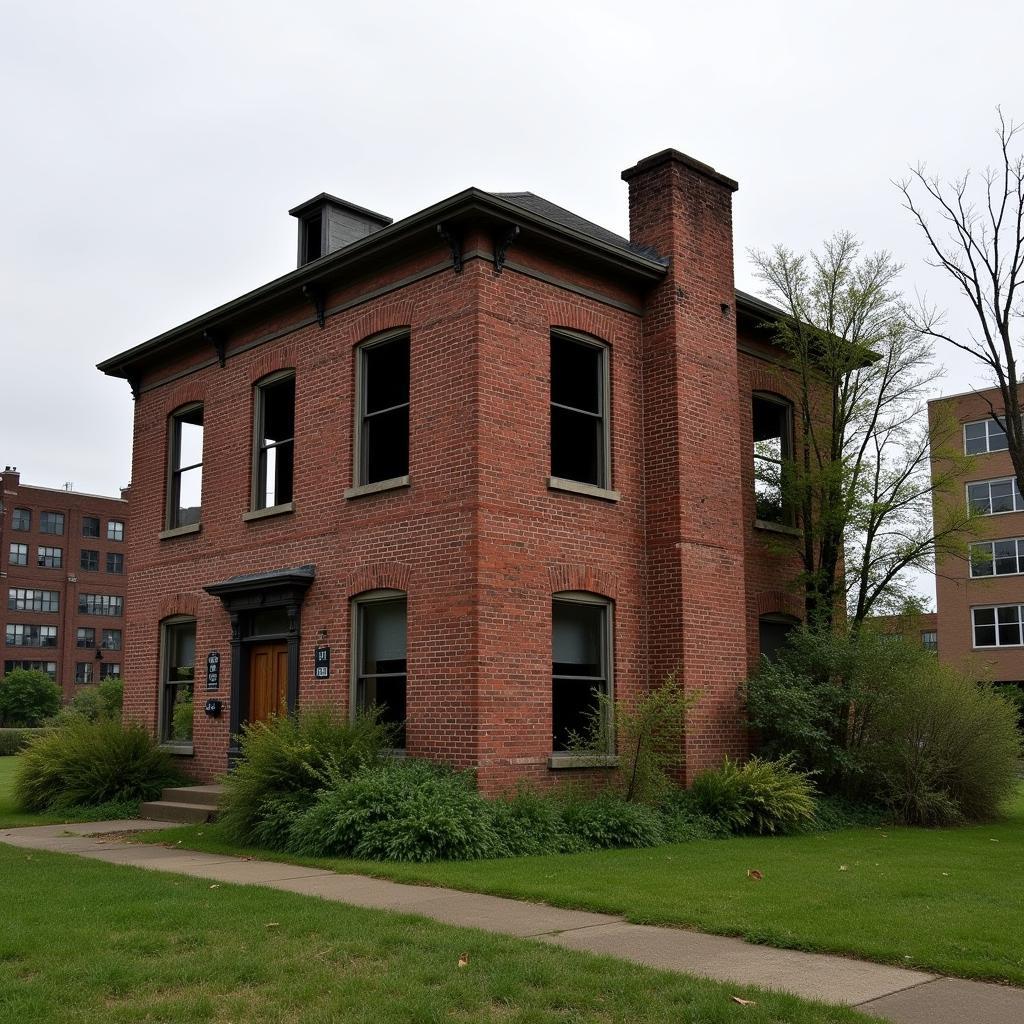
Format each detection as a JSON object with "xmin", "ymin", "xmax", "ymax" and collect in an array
[
  {"xmin": 138, "ymin": 788, "xmax": 1024, "ymax": 986},
  {"xmin": 0, "ymin": 756, "xmax": 138, "ymax": 828},
  {"xmin": 0, "ymin": 844, "xmax": 873, "ymax": 1024}
]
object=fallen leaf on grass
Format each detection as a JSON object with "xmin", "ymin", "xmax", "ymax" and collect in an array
[
  {"xmin": 839, "ymin": 865, "xmax": 848, "ymax": 871},
  {"xmin": 209, "ymin": 884, "xmax": 220, "ymax": 889},
  {"xmin": 731, "ymin": 996, "xmax": 757, "ymax": 1006},
  {"xmin": 264, "ymin": 922, "xmax": 279, "ymax": 929},
  {"xmin": 746, "ymin": 869, "xmax": 763, "ymax": 881},
  {"xmin": 458, "ymin": 953, "xmax": 469, "ymax": 968}
]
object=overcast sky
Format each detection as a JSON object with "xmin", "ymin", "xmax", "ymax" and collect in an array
[{"xmin": 1, "ymin": 1, "xmax": 1021, "ymax": 597}]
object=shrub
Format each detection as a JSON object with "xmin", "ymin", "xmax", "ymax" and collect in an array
[
  {"xmin": 14, "ymin": 718, "xmax": 185, "ymax": 811},
  {"xmin": 486, "ymin": 787, "xmax": 583, "ymax": 856},
  {"xmin": 218, "ymin": 708, "xmax": 395, "ymax": 847},
  {"xmin": 992, "ymin": 683, "xmax": 1024, "ymax": 734},
  {"xmin": 0, "ymin": 727, "xmax": 53, "ymax": 756},
  {"xmin": 0, "ymin": 669, "xmax": 62, "ymax": 727},
  {"xmin": 659, "ymin": 789, "xmax": 732, "ymax": 841},
  {"xmin": 97, "ymin": 677, "xmax": 124, "ymax": 718},
  {"xmin": 689, "ymin": 758, "xmax": 753, "ymax": 832},
  {"xmin": 559, "ymin": 792, "xmax": 665, "ymax": 849}
]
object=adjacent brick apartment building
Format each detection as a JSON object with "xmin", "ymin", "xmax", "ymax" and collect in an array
[
  {"xmin": 931, "ymin": 386, "xmax": 1024, "ymax": 685},
  {"xmin": 0, "ymin": 468, "xmax": 129, "ymax": 698},
  {"xmin": 98, "ymin": 148, "xmax": 808, "ymax": 790}
]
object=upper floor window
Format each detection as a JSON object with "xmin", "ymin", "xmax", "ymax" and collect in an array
[
  {"xmin": 253, "ymin": 374, "xmax": 295, "ymax": 510},
  {"xmin": 967, "ymin": 477, "xmax": 1024, "ymax": 516},
  {"xmin": 79, "ymin": 594, "xmax": 123, "ymax": 617},
  {"xmin": 102, "ymin": 628, "xmax": 122, "ymax": 651},
  {"xmin": 550, "ymin": 332, "xmax": 609, "ymax": 489},
  {"xmin": 552, "ymin": 594, "xmax": 612, "ymax": 752},
  {"xmin": 80, "ymin": 549, "xmax": 99, "ymax": 572},
  {"xmin": 970, "ymin": 538, "xmax": 1024, "ymax": 577},
  {"xmin": 8, "ymin": 588, "xmax": 59, "ymax": 613},
  {"xmin": 4, "ymin": 659, "xmax": 56, "ymax": 680},
  {"xmin": 9, "ymin": 543, "xmax": 28, "ymax": 566},
  {"xmin": 76, "ymin": 627, "xmax": 96, "ymax": 649},
  {"xmin": 973, "ymin": 604, "xmax": 1024, "ymax": 648},
  {"xmin": 753, "ymin": 394, "xmax": 794, "ymax": 525},
  {"xmin": 353, "ymin": 591, "xmax": 407, "ymax": 747},
  {"xmin": 107, "ymin": 520, "xmax": 124, "ymax": 542},
  {"xmin": 168, "ymin": 404, "xmax": 204, "ymax": 528},
  {"xmin": 37, "ymin": 546, "xmax": 62, "ymax": 569},
  {"xmin": 6, "ymin": 624, "xmax": 57, "ymax": 648},
  {"xmin": 357, "ymin": 333, "xmax": 410, "ymax": 486},
  {"xmin": 965, "ymin": 418, "xmax": 1009, "ymax": 455},
  {"xmin": 40, "ymin": 511, "xmax": 64, "ymax": 535},
  {"xmin": 921, "ymin": 630, "xmax": 938, "ymax": 653},
  {"xmin": 12, "ymin": 508, "xmax": 30, "ymax": 531},
  {"xmin": 106, "ymin": 552, "xmax": 124, "ymax": 575},
  {"xmin": 82, "ymin": 515, "xmax": 100, "ymax": 538}
]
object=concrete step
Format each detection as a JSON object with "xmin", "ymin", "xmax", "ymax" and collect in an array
[
  {"xmin": 159, "ymin": 784, "xmax": 224, "ymax": 808},
  {"xmin": 139, "ymin": 800, "xmax": 217, "ymax": 824}
]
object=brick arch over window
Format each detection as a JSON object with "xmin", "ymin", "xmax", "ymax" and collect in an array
[
  {"xmin": 545, "ymin": 301, "xmax": 617, "ymax": 346},
  {"xmin": 749, "ymin": 368, "xmax": 796, "ymax": 403},
  {"xmin": 346, "ymin": 562, "xmax": 413, "ymax": 598},
  {"xmin": 548, "ymin": 564, "xmax": 618, "ymax": 600},
  {"xmin": 159, "ymin": 384, "xmax": 206, "ymax": 419},
  {"xmin": 755, "ymin": 589, "xmax": 803, "ymax": 621},
  {"xmin": 345, "ymin": 300, "xmax": 416, "ymax": 347},
  {"xmin": 157, "ymin": 594, "xmax": 201, "ymax": 621},
  {"xmin": 250, "ymin": 344, "xmax": 297, "ymax": 384}
]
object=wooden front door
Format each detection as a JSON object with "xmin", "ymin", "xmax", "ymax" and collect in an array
[{"xmin": 248, "ymin": 643, "xmax": 289, "ymax": 723}]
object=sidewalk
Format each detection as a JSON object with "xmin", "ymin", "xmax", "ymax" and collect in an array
[{"xmin": 3, "ymin": 819, "xmax": 1022, "ymax": 1024}]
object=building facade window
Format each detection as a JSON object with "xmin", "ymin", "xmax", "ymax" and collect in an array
[
  {"xmin": 758, "ymin": 614, "xmax": 799, "ymax": 661},
  {"xmin": 78, "ymin": 594, "xmax": 123, "ymax": 616},
  {"xmin": 550, "ymin": 332, "xmax": 609, "ymax": 489},
  {"xmin": 921, "ymin": 630, "xmax": 938, "ymax": 652},
  {"xmin": 106, "ymin": 552, "xmax": 124, "ymax": 575},
  {"xmin": 4, "ymin": 660, "xmax": 56, "ymax": 679},
  {"xmin": 551, "ymin": 594, "xmax": 612, "ymax": 752},
  {"xmin": 101, "ymin": 628, "xmax": 122, "ymax": 650},
  {"xmin": 9, "ymin": 543, "xmax": 28, "ymax": 566},
  {"xmin": 102, "ymin": 663, "xmax": 121, "ymax": 680},
  {"xmin": 75, "ymin": 662, "xmax": 94, "ymax": 684},
  {"xmin": 77, "ymin": 627, "xmax": 96, "ymax": 649},
  {"xmin": 356, "ymin": 333, "xmax": 410, "ymax": 487},
  {"xmin": 752, "ymin": 394, "xmax": 794, "ymax": 524},
  {"xmin": 965, "ymin": 418, "xmax": 1009, "ymax": 455},
  {"xmin": 967, "ymin": 477, "xmax": 1024, "ymax": 516},
  {"xmin": 37, "ymin": 546, "xmax": 62, "ymax": 569},
  {"xmin": 82, "ymin": 515, "xmax": 100, "ymax": 538},
  {"xmin": 160, "ymin": 618, "xmax": 196, "ymax": 745},
  {"xmin": 40, "ymin": 511, "xmax": 64, "ymax": 535},
  {"xmin": 253, "ymin": 374, "xmax": 295, "ymax": 510},
  {"xmin": 970, "ymin": 538, "xmax": 1024, "ymax": 577},
  {"xmin": 972, "ymin": 604, "xmax": 1024, "ymax": 648},
  {"xmin": 8, "ymin": 589, "xmax": 59, "ymax": 613},
  {"xmin": 168, "ymin": 403, "xmax": 204, "ymax": 528},
  {"xmin": 80, "ymin": 549, "xmax": 99, "ymax": 571},
  {"xmin": 12, "ymin": 508, "xmax": 31, "ymax": 531},
  {"xmin": 107, "ymin": 520, "xmax": 124, "ymax": 542},
  {"xmin": 6, "ymin": 624, "xmax": 58, "ymax": 647},
  {"xmin": 353, "ymin": 591, "xmax": 407, "ymax": 747}
]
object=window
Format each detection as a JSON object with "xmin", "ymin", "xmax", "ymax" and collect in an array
[
  {"xmin": 102, "ymin": 629, "xmax": 122, "ymax": 651},
  {"xmin": 302, "ymin": 213, "xmax": 323, "ymax": 264},
  {"xmin": 552, "ymin": 595, "xmax": 611, "ymax": 752},
  {"xmin": 76, "ymin": 627, "xmax": 96, "ymax": 649},
  {"xmin": 40, "ymin": 511, "xmax": 64, "ymax": 535},
  {"xmin": 4, "ymin": 660, "xmax": 56, "ymax": 679},
  {"xmin": 973, "ymin": 605, "xmax": 1024, "ymax": 648},
  {"xmin": 253, "ymin": 374, "xmax": 295, "ymax": 509},
  {"xmin": 82, "ymin": 515, "xmax": 100, "ymax": 538},
  {"xmin": 107, "ymin": 520, "xmax": 124, "ymax": 542},
  {"xmin": 75, "ymin": 662, "xmax": 94, "ymax": 684},
  {"xmin": 160, "ymin": 619, "xmax": 195, "ymax": 744},
  {"xmin": 101, "ymin": 663, "xmax": 121, "ymax": 680},
  {"xmin": 9, "ymin": 543, "xmax": 28, "ymax": 566},
  {"xmin": 967, "ymin": 477, "xmax": 1024, "ymax": 515},
  {"xmin": 752, "ymin": 395, "xmax": 794, "ymax": 524},
  {"xmin": 356, "ymin": 334, "xmax": 410, "ymax": 486},
  {"xmin": 921, "ymin": 630, "xmax": 938, "ymax": 653},
  {"xmin": 550, "ymin": 332, "xmax": 609, "ymax": 488},
  {"xmin": 8, "ymin": 589, "xmax": 59, "ymax": 613},
  {"xmin": 353, "ymin": 592, "xmax": 407, "ymax": 747},
  {"xmin": 12, "ymin": 508, "xmax": 30, "ymax": 531},
  {"xmin": 168, "ymin": 404, "xmax": 203, "ymax": 528},
  {"xmin": 106, "ymin": 552, "xmax": 124, "ymax": 575},
  {"xmin": 78, "ymin": 594, "xmax": 123, "ymax": 616},
  {"xmin": 759, "ymin": 614, "xmax": 799, "ymax": 662},
  {"xmin": 965, "ymin": 418, "xmax": 1009, "ymax": 455},
  {"xmin": 37, "ymin": 546, "xmax": 62, "ymax": 569},
  {"xmin": 970, "ymin": 538, "xmax": 1024, "ymax": 577},
  {"xmin": 6, "ymin": 624, "xmax": 57, "ymax": 647},
  {"xmin": 80, "ymin": 549, "xmax": 99, "ymax": 571}
]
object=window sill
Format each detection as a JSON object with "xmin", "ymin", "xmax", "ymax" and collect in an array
[
  {"xmin": 344, "ymin": 475, "xmax": 410, "ymax": 500},
  {"xmin": 754, "ymin": 518, "xmax": 801, "ymax": 536},
  {"xmin": 242, "ymin": 502, "xmax": 294, "ymax": 522},
  {"xmin": 160, "ymin": 743, "xmax": 194, "ymax": 757},
  {"xmin": 547, "ymin": 477, "xmax": 620, "ymax": 502},
  {"xmin": 548, "ymin": 753, "xmax": 620, "ymax": 770},
  {"xmin": 159, "ymin": 522, "xmax": 201, "ymax": 541}
]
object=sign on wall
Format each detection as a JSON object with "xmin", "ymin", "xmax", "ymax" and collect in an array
[
  {"xmin": 206, "ymin": 651, "xmax": 221, "ymax": 691},
  {"xmin": 314, "ymin": 645, "xmax": 330, "ymax": 679}
]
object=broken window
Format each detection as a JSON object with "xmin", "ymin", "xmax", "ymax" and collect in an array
[
  {"xmin": 358, "ymin": 334, "xmax": 410, "ymax": 485},
  {"xmin": 552, "ymin": 596, "xmax": 611, "ymax": 752},
  {"xmin": 753, "ymin": 395, "xmax": 793, "ymax": 524},
  {"xmin": 254, "ymin": 374, "xmax": 295, "ymax": 510},
  {"xmin": 169, "ymin": 404, "xmax": 203, "ymax": 528},
  {"xmin": 550, "ymin": 333, "xmax": 608, "ymax": 488},
  {"xmin": 354, "ymin": 592, "xmax": 407, "ymax": 748}
]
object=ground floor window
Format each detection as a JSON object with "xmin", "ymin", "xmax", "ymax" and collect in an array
[
  {"xmin": 353, "ymin": 592, "xmax": 407, "ymax": 748},
  {"xmin": 758, "ymin": 614, "xmax": 799, "ymax": 662},
  {"xmin": 160, "ymin": 618, "xmax": 196, "ymax": 744},
  {"xmin": 552, "ymin": 594, "xmax": 612, "ymax": 752}
]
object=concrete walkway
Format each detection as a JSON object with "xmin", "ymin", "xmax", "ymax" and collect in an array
[{"xmin": 3, "ymin": 820, "xmax": 1022, "ymax": 1024}]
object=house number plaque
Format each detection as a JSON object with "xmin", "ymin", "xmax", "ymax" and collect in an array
[{"xmin": 206, "ymin": 651, "xmax": 221, "ymax": 691}]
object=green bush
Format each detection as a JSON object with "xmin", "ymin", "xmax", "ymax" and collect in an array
[
  {"xmin": 218, "ymin": 708, "xmax": 395, "ymax": 846},
  {"xmin": 97, "ymin": 677, "xmax": 124, "ymax": 718},
  {"xmin": 486, "ymin": 787, "xmax": 584, "ymax": 855},
  {"xmin": 689, "ymin": 758, "xmax": 752, "ymax": 832},
  {"xmin": 0, "ymin": 727, "xmax": 53, "ymax": 756},
  {"xmin": 0, "ymin": 669, "xmax": 62, "ymax": 727},
  {"xmin": 992, "ymin": 683, "xmax": 1024, "ymax": 733},
  {"xmin": 559, "ymin": 792, "xmax": 666, "ymax": 849},
  {"xmin": 14, "ymin": 719, "xmax": 185, "ymax": 811}
]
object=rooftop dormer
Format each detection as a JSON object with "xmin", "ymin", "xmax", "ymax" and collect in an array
[{"xmin": 288, "ymin": 194, "xmax": 392, "ymax": 267}]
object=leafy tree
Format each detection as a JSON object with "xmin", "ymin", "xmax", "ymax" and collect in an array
[{"xmin": 0, "ymin": 668, "xmax": 62, "ymax": 726}]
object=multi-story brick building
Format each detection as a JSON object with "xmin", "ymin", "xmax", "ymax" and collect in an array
[
  {"xmin": 0, "ymin": 468, "xmax": 129, "ymax": 698},
  {"xmin": 931, "ymin": 386, "xmax": 1024, "ymax": 685},
  {"xmin": 98, "ymin": 148, "xmax": 809, "ymax": 790}
]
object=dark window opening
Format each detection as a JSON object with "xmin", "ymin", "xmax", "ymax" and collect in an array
[
  {"xmin": 161, "ymin": 619, "xmax": 196, "ymax": 744},
  {"xmin": 552, "ymin": 598, "xmax": 609, "ymax": 751},
  {"xmin": 246, "ymin": 608, "xmax": 290, "ymax": 638},
  {"xmin": 77, "ymin": 628, "xmax": 96, "ymax": 649},
  {"xmin": 80, "ymin": 549, "xmax": 99, "ymax": 572},
  {"xmin": 169, "ymin": 404, "xmax": 203, "ymax": 528},
  {"xmin": 255, "ymin": 375, "xmax": 295, "ymax": 509},
  {"xmin": 359, "ymin": 336, "xmax": 410, "ymax": 485},
  {"xmin": 753, "ymin": 395, "xmax": 793, "ymax": 525},
  {"xmin": 550, "ymin": 334, "xmax": 607, "ymax": 487},
  {"xmin": 82, "ymin": 516, "xmax": 100, "ymax": 538},
  {"xmin": 106, "ymin": 552, "xmax": 124, "ymax": 574},
  {"xmin": 355, "ymin": 595, "xmax": 407, "ymax": 748},
  {"xmin": 758, "ymin": 615, "xmax": 798, "ymax": 663},
  {"xmin": 303, "ymin": 214, "xmax": 323, "ymax": 264},
  {"xmin": 12, "ymin": 508, "xmax": 30, "ymax": 531},
  {"xmin": 40, "ymin": 512, "xmax": 64, "ymax": 535}
]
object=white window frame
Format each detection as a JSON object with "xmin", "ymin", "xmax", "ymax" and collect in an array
[
  {"xmin": 966, "ymin": 477, "xmax": 1024, "ymax": 516},
  {"xmin": 350, "ymin": 588, "xmax": 408, "ymax": 749},
  {"xmin": 964, "ymin": 417, "xmax": 1009, "ymax": 455},
  {"xmin": 9, "ymin": 543, "xmax": 28, "ymax": 566},
  {"xmin": 972, "ymin": 604, "xmax": 1024, "ymax": 649},
  {"xmin": 107, "ymin": 520, "xmax": 125, "ymax": 542},
  {"xmin": 969, "ymin": 538, "xmax": 1024, "ymax": 578}
]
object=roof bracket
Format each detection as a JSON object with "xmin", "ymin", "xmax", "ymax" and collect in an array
[
  {"xmin": 493, "ymin": 224, "xmax": 520, "ymax": 274},
  {"xmin": 301, "ymin": 284, "xmax": 326, "ymax": 329},
  {"xmin": 126, "ymin": 372, "xmax": 141, "ymax": 402},
  {"xmin": 437, "ymin": 223, "xmax": 463, "ymax": 273},
  {"xmin": 203, "ymin": 328, "xmax": 227, "ymax": 367}
]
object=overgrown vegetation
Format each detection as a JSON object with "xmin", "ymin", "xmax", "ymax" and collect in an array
[
  {"xmin": 0, "ymin": 668, "xmax": 61, "ymax": 727},
  {"xmin": 49, "ymin": 677, "xmax": 124, "ymax": 726}
]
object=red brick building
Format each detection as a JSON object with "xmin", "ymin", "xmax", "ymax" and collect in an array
[
  {"xmin": 98, "ymin": 149, "xmax": 807, "ymax": 790},
  {"xmin": 0, "ymin": 468, "xmax": 129, "ymax": 699}
]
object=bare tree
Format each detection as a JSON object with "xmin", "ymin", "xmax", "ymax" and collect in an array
[
  {"xmin": 751, "ymin": 233, "xmax": 974, "ymax": 631},
  {"xmin": 897, "ymin": 109, "xmax": 1024, "ymax": 496}
]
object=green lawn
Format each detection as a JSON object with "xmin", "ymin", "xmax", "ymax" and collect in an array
[
  {"xmin": 140, "ymin": 788, "xmax": 1024, "ymax": 987},
  {"xmin": 0, "ymin": 845, "xmax": 872, "ymax": 1024}
]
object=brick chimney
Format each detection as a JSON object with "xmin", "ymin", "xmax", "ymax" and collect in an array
[{"xmin": 621, "ymin": 149, "xmax": 748, "ymax": 777}]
